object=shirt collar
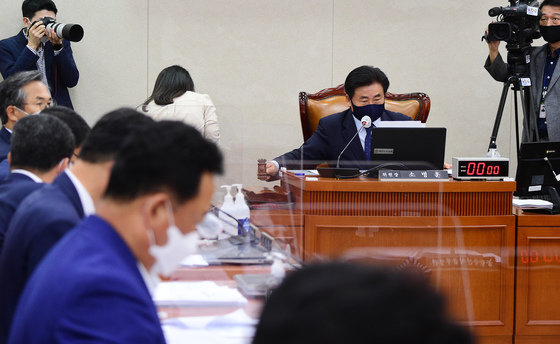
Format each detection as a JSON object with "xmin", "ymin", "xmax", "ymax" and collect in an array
[
  {"xmin": 547, "ymin": 44, "xmax": 560, "ymax": 59},
  {"xmin": 64, "ymin": 169, "xmax": 95, "ymax": 216},
  {"xmin": 352, "ymin": 114, "xmax": 381, "ymax": 131},
  {"xmin": 137, "ymin": 262, "xmax": 160, "ymax": 296},
  {"xmin": 11, "ymin": 169, "xmax": 43, "ymax": 183}
]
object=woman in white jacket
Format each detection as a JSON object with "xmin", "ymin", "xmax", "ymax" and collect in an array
[{"xmin": 141, "ymin": 65, "xmax": 220, "ymax": 143}]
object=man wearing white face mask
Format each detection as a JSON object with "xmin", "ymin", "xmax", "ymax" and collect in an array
[
  {"xmin": 0, "ymin": 108, "xmax": 154, "ymax": 344},
  {"xmin": 7, "ymin": 120, "xmax": 223, "ymax": 343},
  {"xmin": 0, "ymin": 70, "xmax": 51, "ymax": 180}
]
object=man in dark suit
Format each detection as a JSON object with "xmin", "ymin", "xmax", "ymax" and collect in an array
[
  {"xmin": 0, "ymin": 70, "xmax": 51, "ymax": 180},
  {"xmin": 8, "ymin": 121, "xmax": 223, "ymax": 343},
  {"xmin": 0, "ymin": 108, "xmax": 154, "ymax": 344},
  {"xmin": 264, "ymin": 65, "xmax": 410, "ymax": 179},
  {"xmin": 0, "ymin": 105, "xmax": 89, "ymax": 181},
  {"xmin": 0, "ymin": 114, "xmax": 74, "ymax": 252},
  {"xmin": 0, "ymin": 0, "xmax": 79, "ymax": 108}
]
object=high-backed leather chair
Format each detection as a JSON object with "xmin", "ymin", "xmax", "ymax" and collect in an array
[{"xmin": 298, "ymin": 84, "xmax": 431, "ymax": 141}]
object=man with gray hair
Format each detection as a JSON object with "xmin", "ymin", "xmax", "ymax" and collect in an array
[
  {"xmin": 0, "ymin": 114, "xmax": 74, "ymax": 251},
  {"xmin": 0, "ymin": 70, "xmax": 51, "ymax": 177}
]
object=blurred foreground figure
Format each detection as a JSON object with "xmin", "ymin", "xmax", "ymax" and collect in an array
[{"xmin": 253, "ymin": 262, "xmax": 473, "ymax": 344}]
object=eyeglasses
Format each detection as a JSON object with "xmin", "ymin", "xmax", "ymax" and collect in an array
[{"xmin": 22, "ymin": 101, "xmax": 55, "ymax": 111}]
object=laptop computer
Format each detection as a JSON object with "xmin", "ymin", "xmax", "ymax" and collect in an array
[
  {"xmin": 515, "ymin": 141, "xmax": 560, "ymax": 196},
  {"xmin": 366, "ymin": 127, "xmax": 446, "ymax": 177}
]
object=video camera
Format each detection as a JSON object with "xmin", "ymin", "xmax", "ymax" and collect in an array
[
  {"xmin": 29, "ymin": 17, "xmax": 83, "ymax": 42},
  {"xmin": 484, "ymin": 0, "xmax": 541, "ymax": 47}
]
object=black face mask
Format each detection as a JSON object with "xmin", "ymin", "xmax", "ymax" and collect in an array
[
  {"xmin": 540, "ymin": 25, "xmax": 560, "ymax": 43},
  {"xmin": 351, "ymin": 102, "xmax": 385, "ymax": 122}
]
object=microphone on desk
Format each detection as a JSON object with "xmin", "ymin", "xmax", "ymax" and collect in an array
[
  {"xmin": 210, "ymin": 204, "xmax": 305, "ymax": 268},
  {"xmin": 336, "ymin": 115, "xmax": 372, "ymax": 168}
]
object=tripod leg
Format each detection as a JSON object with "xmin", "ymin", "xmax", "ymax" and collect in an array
[
  {"xmin": 513, "ymin": 90, "xmax": 521, "ymax": 158},
  {"xmin": 519, "ymin": 85, "xmax": 540, "ymax": 142},
  {"xmin": 488, "ymin": 80, "xmax": 511, "ymax": 152}
]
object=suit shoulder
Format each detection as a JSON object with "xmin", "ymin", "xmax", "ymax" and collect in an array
[
  {"xmin": 318, "ymin": 109, "xmax": 350, "ymax": 126},
  {"xmin": 0, "ymin": 33, "xmax": 23, "ymax": 50},
  {"xmin": 384, "ymin": 110, "xmax": 412, "ymax": 121}
]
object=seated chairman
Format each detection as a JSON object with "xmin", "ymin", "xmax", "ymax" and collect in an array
[{"xmin": 265, "ymin": 65, "xmax": 410, "ymax": 180}]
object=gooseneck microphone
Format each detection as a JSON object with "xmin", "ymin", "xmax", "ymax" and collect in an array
[{"xmin": 336, "ymin": 115, "xmax": 372, "ymax": 168}]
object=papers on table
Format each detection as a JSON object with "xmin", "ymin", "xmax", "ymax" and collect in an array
[
  {"xmin": 375, "ymin": 121, "xmax": 426, "ymax": 128},
  {"xmin": 513, "ymin": 198, "xmax": 553, "ymax": 210},
  {"xmin": 180, "ymin": 254, "xmax": 209, "ymax": 267},
  {"xmin": 153, "ymin": 281, "xmax": 248, "ymax": 307},
  {"xmin": 162, "ymin": 309, "xmax": 257, "ymax": 344}
]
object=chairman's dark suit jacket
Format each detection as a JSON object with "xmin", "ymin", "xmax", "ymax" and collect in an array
[
  {"xmin": 8, "ymin": 215, "xmax": 165, "ymax": 344},
  {"xmin": 0, "ymin": 171, "xmax": 84, "ymax": 344},
  {"xmin": 274, "ymin": 108, "xmax": 411, "ymax": 170},
  {"xmin": 0, "ymin": 173, "xmax": 43, "ymax": 252},
  {"xmin": 0, "ymin": 31, "xmax": 79, "ymax": 108}
]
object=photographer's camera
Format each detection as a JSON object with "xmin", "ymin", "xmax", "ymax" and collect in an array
[{"xmin": 30, "ymin": 17, "xmax": 83, "ymax": 42}]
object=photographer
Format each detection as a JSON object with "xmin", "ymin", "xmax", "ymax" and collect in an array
[
  {"xmin": 485, "ymin": 0, "xmax": 560, "ymax": 141},
  {"xmin": 0, "ymin": 0, "xmax": 79, "ymax": 109}
]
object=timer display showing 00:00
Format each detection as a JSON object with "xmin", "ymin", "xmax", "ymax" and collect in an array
[{"xmin": 464, "ymin": 162, "xmax": 501, "ymax": 176}]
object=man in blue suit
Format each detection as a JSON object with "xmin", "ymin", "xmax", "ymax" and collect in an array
[
  {"xmin": 0, "ymin": 0, "xmax": 79, "ymax": 108},
  {"xmin": 0, "ymin": 70, "xmax": 52, "ymax": 179},
  {"xmin": 8, "ymin": 121, "xmax": 223, "ymax": 343},
  {"xmin": 0, "ymin": 114, "xmax": 74, "ymax": 252},
  {"xmin": 264, "ymin": 66, "xmax": 410, "ymax": 179},
  {"xmin": 0, "ymin": 108, "xmax": 154, "ymax": 344}
]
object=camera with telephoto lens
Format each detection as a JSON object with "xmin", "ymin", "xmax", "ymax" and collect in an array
[
  {"xmin": 484, "ymin": 0, "xmax": 541, "ymax": 46},
  {"xmin": 30, "ymin": 16, "xmax": 84, "ymax": 42}
]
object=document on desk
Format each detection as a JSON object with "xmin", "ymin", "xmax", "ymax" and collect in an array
[
  {"xmin": 513, "ymin": 198, "xmax": 553, "ymax": 210},
  {"xmin": 162, "ymin": 309, "xmax": 256, "ymax": 344},
  {"xmin": 153, "ymin": 281, "xmax": 248, "ymax": 307},
  {"xmin": 180, "ymin": 254, "xmax": 209, "ymax": 267},
  {"xmin": 375, "ymin": 121, "xmax": 426, "ymax": 127}
]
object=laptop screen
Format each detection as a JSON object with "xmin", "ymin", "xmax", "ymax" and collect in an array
[
  {"xmin": 515, "ymin": 141, "xmax": 560, "ymax": 196},
  {"xmin": 368, "ymin": 127, "xmax": 446, "ymax": 175}
]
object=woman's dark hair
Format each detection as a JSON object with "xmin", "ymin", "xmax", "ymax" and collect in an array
[{"xmin": 142, "ymin": 65, "xmax": 195, "ymax": 111}]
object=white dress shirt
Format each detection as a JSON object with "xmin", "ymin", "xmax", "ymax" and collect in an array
[
  {"xmin": 64, "ymin": 169, "xmax": 95, "ymax": 216},
  {"xmin": 11, "ymin": 169, "xmax": 42, "ymax": 183}
]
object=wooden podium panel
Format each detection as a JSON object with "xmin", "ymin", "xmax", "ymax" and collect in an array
[
  {"xmin": 283, "ymin": 175, "xmax": 514, "ymax": 217},
  {"xmin": 515, "ymin": 210, "xmax": 560, "ymax": 344},
  {"xmin": 280, "ymin": 173, "xmax": 517, "ymax": 343},
  {"xmin": 305, "ymin": 215, "xmax": 515, "ymax": 340}
]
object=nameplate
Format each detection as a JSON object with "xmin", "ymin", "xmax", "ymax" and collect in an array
[{"xmin": 378, "ymin": 170, "xmax": 449, "ymax": 181}]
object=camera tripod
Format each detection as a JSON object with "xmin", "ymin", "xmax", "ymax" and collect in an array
[{"xmin": 487, "ymin": 50, "xmax": 540, "ymax": 157}]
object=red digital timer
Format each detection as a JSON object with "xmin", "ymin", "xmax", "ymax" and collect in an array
[{"xmin": 452, "ymin": 157, "xmax": 509, "ymax": 180}]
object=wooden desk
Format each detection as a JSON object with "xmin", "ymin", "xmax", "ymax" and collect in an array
[
  {"xmin": 278, "ymin": 173, "xmax": 516, "ymax": 344},
  {"xmin": 514, "ymin": 208, "xmax": 560, "ymax": 344}
]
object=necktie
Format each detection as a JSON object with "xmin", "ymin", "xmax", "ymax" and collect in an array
[{"xmin": 364, "ymin": 126, "xmax": 373, "ymax": 160}]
